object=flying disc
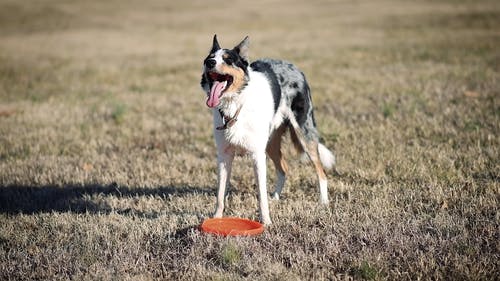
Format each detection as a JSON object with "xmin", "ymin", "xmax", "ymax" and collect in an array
[{"xmin": 200, "ymin": 217, "xmax": 264, "ymax": 236}]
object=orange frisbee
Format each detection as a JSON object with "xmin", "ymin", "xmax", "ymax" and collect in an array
[{"xmin": 200, "ymin": 217, "xmax": 264, "ymax": 236}]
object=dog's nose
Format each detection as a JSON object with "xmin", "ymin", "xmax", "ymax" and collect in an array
[{"xmin": 205, "ymin": 58, "xmax": 216, "ymax": 69}]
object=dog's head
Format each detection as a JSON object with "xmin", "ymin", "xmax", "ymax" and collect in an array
[{"xmin": 201, "ymin": 35, "xmax": 250, "ymax": 108}]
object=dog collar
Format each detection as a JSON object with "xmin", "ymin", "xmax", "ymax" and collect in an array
[{"xmin": 217, "ymin": 106, "xmax": 242, "ymax": 130}]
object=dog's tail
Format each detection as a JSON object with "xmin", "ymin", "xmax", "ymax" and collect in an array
[{"xmin": 318, "ymin": 143, "xmax": 336, "ymax": 170}]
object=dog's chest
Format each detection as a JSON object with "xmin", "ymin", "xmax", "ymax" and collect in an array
[
  {"xmin": 217, "ymin": 72, "xmax": 276, "ymax": 152},
  {"xmin": 222, "ymin": 109, "xmax": 269, "ymax": 151}
]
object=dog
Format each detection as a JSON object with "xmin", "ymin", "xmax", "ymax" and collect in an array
[{"xmin": 200, "ymin": 35, "xmax": 335, "ymax": 225}]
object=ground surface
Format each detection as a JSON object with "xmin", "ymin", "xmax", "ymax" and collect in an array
[{"xmin": 0, "ymin": 0, "xmax": 499, "ymax": 280}]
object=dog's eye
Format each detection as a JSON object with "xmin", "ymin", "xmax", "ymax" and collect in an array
[{"xmin": 223, "ymin": 57, "xmax": 233, "ymax": 65}]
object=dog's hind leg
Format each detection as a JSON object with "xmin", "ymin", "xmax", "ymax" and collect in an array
[
  {"xmin": 304, "ymin": 140, "xmax": 329, "ymax": 204},
  {"xmin": 286, "ymin": 79, "xmax": 333, "ymax": 204},
  {"xmin": 289, "ymin": 124, "xmax": 330, "ymax": 205},
  {"xmin": 266, "ymin": 124, "xmax": 289, "ymax": 200}
]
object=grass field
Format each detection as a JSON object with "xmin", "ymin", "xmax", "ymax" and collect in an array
[{"xmin": 0, "ymin": 0, "xmax": 499, "ymax": 280}]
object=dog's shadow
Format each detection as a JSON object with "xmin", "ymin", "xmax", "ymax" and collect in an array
[{"xmin": 0, "ymin": 183, "xmax": 213, "ymax": 217}]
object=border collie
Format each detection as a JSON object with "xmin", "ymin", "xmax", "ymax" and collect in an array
[{"xmin": 200, "ymin": 35, "xmax": 335, "ymax": 225}]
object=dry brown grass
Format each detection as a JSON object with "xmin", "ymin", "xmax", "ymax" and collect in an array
[{"xmin": 1, "ymin": 0, "xmax": 499, "ymax": 280}]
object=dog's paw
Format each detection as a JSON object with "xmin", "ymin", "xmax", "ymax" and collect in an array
[
  {"xmin": 271, "ymin": 192, "xmax": 280, "ymax": 200},
  {"xmin": 260, "ymin": 214, "xmax": 272, "ymax": 225},
  {"xmin": 319, "ymin": 198, "xmax": 330, "ymax": 207}
]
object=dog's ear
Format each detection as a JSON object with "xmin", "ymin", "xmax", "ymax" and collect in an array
[
  {"xmin": 233, "ymin": 36, "xmax": 249, "ymax": 61},
  {"xmin": 210, "ymin": 34, "xmax": 221, "ymax": 53}
]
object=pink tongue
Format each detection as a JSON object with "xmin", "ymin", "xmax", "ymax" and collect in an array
[{"xmin": 206, "ymin": 81, "xmax": 226, "ymax": 108}]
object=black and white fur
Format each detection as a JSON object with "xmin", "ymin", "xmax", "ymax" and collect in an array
[{"xmin": 200, "ymin": 35, "xmax": 335, "ymax": 225}]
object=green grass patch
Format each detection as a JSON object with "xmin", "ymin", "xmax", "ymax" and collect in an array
[
  {"xmin": 381, "ymin": 102, "xmax": 396, "ymax": 119},
  {"xmin": 351, "ymin": 261, "xmax": 384, "ymax": 280},
  {"xmin": 110, "ymin": 102, "xmax": 127, "ymax": 124},
  {"xmin": 219, "ymin": 242, "xmax": 242, "ymax": 268}
]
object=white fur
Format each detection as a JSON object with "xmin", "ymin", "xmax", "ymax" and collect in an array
[
  {"xmin": 213, "ymin": 69, "xmax": 275, "ymax": 225},
  {"xmin": 319, "ymin": 178, "xmax": 329, "ymax": 204},
  {"xmin": 212, "ymin": 49, "xmax": 226, "ymax": 66},
  {"xmin": 318, "ymin": 143, "xmax": 335, "ymax": 170},
  {"xmin": 215, "ymin": 70, "xmax": 276, "ymax": 151}
]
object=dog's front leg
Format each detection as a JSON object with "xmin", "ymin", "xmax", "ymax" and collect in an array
[
  {"xmin": 213, "ymin": 149, "xmax": 234, "ymax": 218},
  {"xmin": 253, "ymin": 151, "xmax": 272, "ymax": 225}
]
